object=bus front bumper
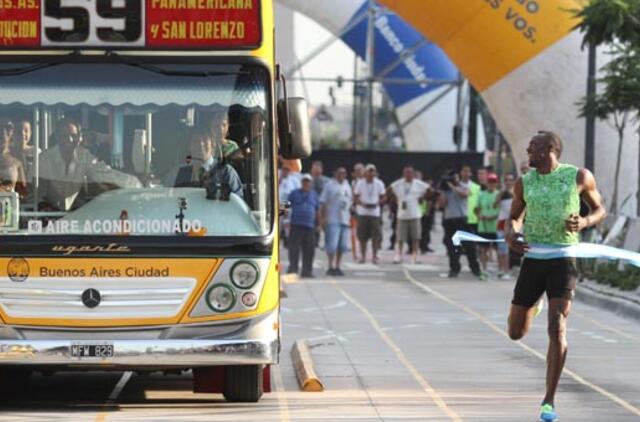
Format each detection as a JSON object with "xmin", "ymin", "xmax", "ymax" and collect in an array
[{"xmin": 0, "ymin": 338, "xmax": 278, "ymax": 368}]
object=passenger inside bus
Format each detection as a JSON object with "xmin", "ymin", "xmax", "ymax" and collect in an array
[
  {"xmin": 0, "ymin": 117, "xmax": 27, "ymax": 196},
  {"xmin": 209, "ymin": 112, "xmax": 244, "ymax": 166},
  {"xmin": 164, "ymin": 127, "xmax": 243, "ymax": 196},
  {"xmin": 38, "ymin": 119, "xmax": 142, "ymax": 211}
]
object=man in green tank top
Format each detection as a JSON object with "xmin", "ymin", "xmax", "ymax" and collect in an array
[{"xmin": 505, "ymin": 131, "xmax": 606, "ymax": 422}]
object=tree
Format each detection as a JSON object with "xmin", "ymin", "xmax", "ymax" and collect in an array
[{"xmin": 574, "ymin": 0, "xmax": 640, "ymax": 214}]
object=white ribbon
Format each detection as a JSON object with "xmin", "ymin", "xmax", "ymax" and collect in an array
[{"xmin": 452, "ymin": 230, "xmax": 640, "ymax": 267}]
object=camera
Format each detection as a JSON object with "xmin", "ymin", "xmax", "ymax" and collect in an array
[{"xmin": 438, "ymin": 170, "xmax": 458, "ymax": 191}]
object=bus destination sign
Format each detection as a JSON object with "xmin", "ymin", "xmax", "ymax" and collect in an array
[{"xmin": 0, "ymin": 0, "xmax": 261, "ymax": 49}]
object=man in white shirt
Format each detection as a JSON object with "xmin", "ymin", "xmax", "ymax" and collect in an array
[
  {"xmin": 354, "ymin": 164, "xmax": 385, "ymax": 264},
  {"xmin": 388, "ymin": 165, "xmax": 429, "ymax": 264},
  {"xmin": 319, "ymin": 167, "xmax": 352, "ymax": 276},
  {"xmin": 39, "ymin": 119, "xmax": 141, "ymax": 211}
]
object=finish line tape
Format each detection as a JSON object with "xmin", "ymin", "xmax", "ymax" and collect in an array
[{"xmin": 452, "ymin": 231, "xmax": 640, "ymax": 267}]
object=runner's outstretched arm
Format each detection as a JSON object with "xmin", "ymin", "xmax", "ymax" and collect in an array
[{"xmin": 505, "ymin": 177, "xmax": 528, "ymax": 254}]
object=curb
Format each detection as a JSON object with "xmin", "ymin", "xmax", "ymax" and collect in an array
[
  {"xmin": 290, "ymin": 340, "xmax": 324, "ymax": 392},
  {"xmin": 575, "ymin": 283, "xmax": 640, "ymax": 322}
]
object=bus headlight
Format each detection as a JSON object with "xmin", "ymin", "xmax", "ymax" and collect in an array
[
  {"xmin": 230, "ymin": 261, "xmax": 259, "ymax": 289},
  {"xmin": 206, "ymin": 285, "xmax": 236, "ymax": 313}
]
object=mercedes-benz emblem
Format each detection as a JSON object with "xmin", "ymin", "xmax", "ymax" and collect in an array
[{"xmin": 81, "ymin": 288, "xmax": 101, "ymax": 309}]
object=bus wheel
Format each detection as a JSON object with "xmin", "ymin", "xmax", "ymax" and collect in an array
[{"xmin": 222, "ymin": 365, "xmax": 263, "ymax": 402}]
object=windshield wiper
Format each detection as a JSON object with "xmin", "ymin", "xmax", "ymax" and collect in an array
[
  {"xmin": 0, "ymin": 52, "xmax": 79, "ymax": 77},
  {"xmin": 0, "ymin": 62, "xmax": 63, "ymax": 77},
  {"xmin": 106, "ymin": 52, "xmax": 251, "ymax": 77}
]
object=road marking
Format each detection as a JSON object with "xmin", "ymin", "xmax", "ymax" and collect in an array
[
  {"xmin": 95, "ymin": 371, "xmax": 133, "ymax": 422},
  {"xmin": 404, "ymin": 269, "xmax": 640, "ymax": 418},
  {"xmin": 572, "ymin": 310, "xmax": 640, "ymax": 343},
  {"xmin": 272, "ymin": 364, "xmax": 291, "ymax": 422},
  {"xmin": 328, "ymin": 278, "xmax": 464, "ymax": 422},
  {"xmin": 491, "ymin": 278, "xmax": 640, "ymax": 342}
]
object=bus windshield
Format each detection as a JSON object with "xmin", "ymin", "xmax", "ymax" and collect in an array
[{"xmin": 0, "ymin": 62, "xmax": 272, "ymax": 238}]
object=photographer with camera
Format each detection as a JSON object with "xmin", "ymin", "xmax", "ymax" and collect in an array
[
  {"xmin": 388, "ymin": 165, "xmax": 429, "ymax": 264},
  {"xmin": 437, "ymin": 169, "xmax": 482, "ymax": 278}
]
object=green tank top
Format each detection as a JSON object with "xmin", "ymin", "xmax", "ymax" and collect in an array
[{"xmin": 523, "ymin": 164, "xmax": 580, "ymax": 245}]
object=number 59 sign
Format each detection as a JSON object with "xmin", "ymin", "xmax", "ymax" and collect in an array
[
  {"xmin": 0, "ymin": 0, "xmax": 261, "ymax": 49},
  {"xmin": 42, "ymin": 0, "xmax": 144, "ymax": 46}
]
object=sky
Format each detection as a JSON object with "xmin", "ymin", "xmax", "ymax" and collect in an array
[{"xmin": 286, "ymin": 10, "xmax": 359, "ymax": 108}]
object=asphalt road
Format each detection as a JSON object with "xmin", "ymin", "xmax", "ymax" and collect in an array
[{"xmin": 2, "ymin": 244, "xmax": 640, "ymax": 421}]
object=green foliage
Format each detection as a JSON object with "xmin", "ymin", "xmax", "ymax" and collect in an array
[
  {"xmin": 592, "ymin": 262, "xmax": 640, "ymax": 291},
  {"xmin": 579, "ymin": 45, "xmax": 640, "ymax": 119},
  {"xmin": 572, "ymin": 0, "xmax": 640, "ymax": 47}
]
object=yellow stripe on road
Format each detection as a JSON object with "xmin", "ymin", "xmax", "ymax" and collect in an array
[
  {"xmin": 328, "ymin": 278, "xmax": 463, "ymax": 422},
  {"xmin": 492, "ymin": 279, "xmax": 640, "ymax": 343},
  {"xmin": 272, "ymin": 364, "xmax": 291, "ymax": 422},
  {"xmin": 404, "ymin": 269, "xmax": 640, "ymax": 418}
]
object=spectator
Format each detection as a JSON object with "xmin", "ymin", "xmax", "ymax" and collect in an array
[
  {"xmin": 310, "ymin": 160, "xmax": 330, "ymax": 246},
  {"xmin": 310, "ymin": 160, "xmax": 330, "ymax": 196},
  {"xmin": 287, "ymin": 174, "xmax": 320, "ymax": 278},
  {"xmin": 354, "ymin": 164, "xmax": 385, "ymax": 264},
  {"xmin": 351, "ymin": 162, "xmax": 365, "ymax": 261},
  {"xmin": 476, "ymin": 173, "xmax": 500, "ymax": 278},
  {"xmin": 461, "ymin": 166, "xmax": 481, "ymax": 233},
  {"xmin": 319, "ymin": 167, "xmax": 352, "ymax": 276},
  {"xmin": 438, "ymin": 169, "xmax": 482, "ymax": 278},
  {"xmin": 278, "ymin": 164, "xmax": 300, "ymax": 204},
  {"xmin": 477, "ymin": 167, "xmax": 488, "ymax": 190},
  {"xmin": 278, "ymin": 162, "xmax": 301, "ymax": 247},
  {"xmin": 389, "ymin": 165, "xmax": 429, "ymax": 264},
  {"xmin": 496, "ymin": 174, "xmax": 515, "ymax": 279}
]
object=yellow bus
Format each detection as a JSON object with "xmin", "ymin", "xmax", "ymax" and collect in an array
[{"xmin": 0, "ymin": 0, "xmax": 309, "ymax": 402}]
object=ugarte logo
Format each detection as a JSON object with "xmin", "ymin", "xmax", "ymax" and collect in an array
[
  {"xmin": 7, "ymin": 257, "xmax": 30, "ymax": 282},
  {"xmin": 52, "ymin": 244, "xmax": 131, "ymax": 256}
]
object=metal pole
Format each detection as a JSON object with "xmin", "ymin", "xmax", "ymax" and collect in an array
[
  {"xmin": 585, "ymin": 42, "xmax": 596, "ymax": 172},
  {"xmin": 454, "ymin": 73, "xmax": 466, "ymax": 152},
  {"xmin": 496, "ymin": 131, "xmax": 503, "ymax": 180},
  {"xmin": 351, "ymin": 53, "xmax": 359, "ymax": 149},
  {"xmin": 363, "ymin": 0, "xmax": 376, "ymax": 150},
  {"xmin": 32, "ymin": 107, "xmax": 40, "ymax": 212},
  {"xmin": 468, "ymin": 86, "xmax": 478, "ymax": 152}
]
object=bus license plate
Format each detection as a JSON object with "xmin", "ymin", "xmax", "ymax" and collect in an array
[{"xmin": 70, "ymin": 344, "xmax": 114, "ymax": 359}]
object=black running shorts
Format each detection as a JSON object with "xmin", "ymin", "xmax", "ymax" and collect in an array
[{"xmin": 511, "ymin": 258, "xmax": 578, "ymax": 307}]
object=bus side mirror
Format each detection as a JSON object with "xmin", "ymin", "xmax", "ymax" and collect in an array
[{"xmin": 278, "ymin": 97, "xmax": 312, "ymax": 159}]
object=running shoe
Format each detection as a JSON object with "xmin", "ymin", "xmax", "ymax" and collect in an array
[
  {"xmin": 534, "ymin": 299, "xmax": 545, "ymax": 318},
  {"xmin": 539, "ymin": 403, "xmax": 558, "ymax": 421},
  {"xmin": 447, "ymin": 271, "xmax": 459, "ymax": 278},
  {"xmin": 393, "ymin": 255, "xmax": 402, "ymax": 264},
  {"xmin": 478, "ymin": 272, "xmax": 488, "ymax": 281},
  {"xmin": 334, "ymin": 268, "xmax": 345, "ymax": 276}
]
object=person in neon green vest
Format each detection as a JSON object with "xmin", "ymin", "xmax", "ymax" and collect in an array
[
  {"xmin": 461, "ymin": 166, "xmax": 481, "ymax": 232},
  {"xmin": 505, "ymin": 131, "xmax": 606, "ymax": 422}
]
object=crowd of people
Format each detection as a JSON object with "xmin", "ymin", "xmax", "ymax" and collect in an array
[{"xmin": 281, "ymin": 159, "xmax": 527, "ymax": 279}]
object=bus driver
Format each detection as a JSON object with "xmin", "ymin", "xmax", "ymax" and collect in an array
[{"xmin": 38, "ymin": 119, "xmax": 142, "ymax": 211}]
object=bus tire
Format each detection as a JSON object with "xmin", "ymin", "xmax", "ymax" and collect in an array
[{"xmin": 223, "ymin": 365, "xmax": 263, "ymax": 402}]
